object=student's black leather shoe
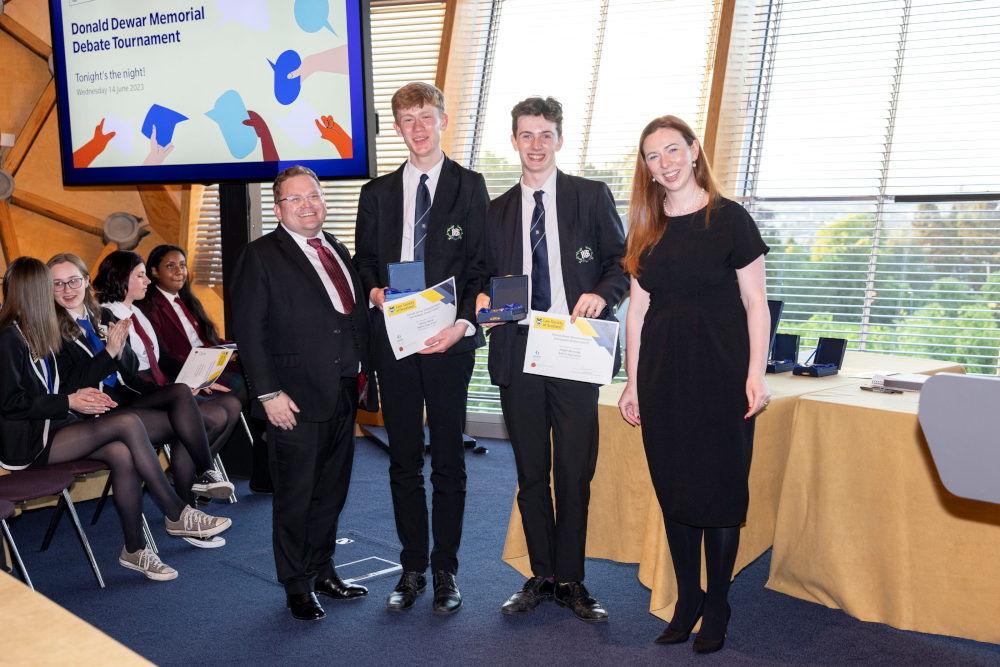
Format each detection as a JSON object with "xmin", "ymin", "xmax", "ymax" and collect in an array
[
  {"xmin": 501, "ymin": 575, "xmax": 555, "ymax": 615},
  {"xmin": 554, "ymin": 581, "xmax": 609, "ymax": 622},
  {"xmin": 432, "ymin": 571, "xmax": 462, "ymax": 615},
  {"xmin": 286, "ymin": 592, "xmax": 325, "ymax": 620},
  {"xmin": 386, "ymin": 571, "xmax": 426, "ymax": 611},
  {"xmin": 654, "ymin": 592, "xmax": 705, "ymax": 644},
  {"xmin": 692, "ymin": 603, "xmax": 731, "ymax": 654},
  {"xmin": 315, "ymin": 573, "xmax": 368, "ymax": 600}
]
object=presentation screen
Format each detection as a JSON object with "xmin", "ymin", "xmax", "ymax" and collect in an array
[{"xmin": 49, "ymin": 0, "xmax": 376, "ymax": 186}]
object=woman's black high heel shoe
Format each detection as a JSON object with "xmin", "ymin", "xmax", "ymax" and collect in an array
[
  {"xmin": 692, "ymin": 603, "xmax": 731, "ymax": 654},
  {"xmin": 654, "ymin": 592, "xmax": 705, "ymax": 644}
]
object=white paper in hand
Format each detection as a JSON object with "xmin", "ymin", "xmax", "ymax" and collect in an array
[
  {"xmin": 174, "ymin": 347, "xmax": 234, "ymax": 390},
  {"xmin": 382, "ymin": 277, "xmax": 457, "ymax": 360},
  {"xmin": 524, "ymin": 312, "xmax": 619, "ymax": 385}
]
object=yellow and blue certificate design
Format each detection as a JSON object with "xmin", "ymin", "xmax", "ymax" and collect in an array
[
  {"xmin": 384, "ymin": 277, "xmax": 457, "ymax": 360},
  {"xmin": 523, "ymin": 311, "xmax": 619, "ymax": 385}
]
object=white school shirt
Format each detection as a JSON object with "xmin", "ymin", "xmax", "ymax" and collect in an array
[
  {"xmin": 102, "ymin": 301, "xmax": 158, "ymax": 371},
  {"xmin": 520, "ymin": 170, "xmax": 569, "ymax": 316},
  {"xmin": 157, "ymin": 286, "xmax": 203, "ymax": 350},
  {"xmin": 400, "ymin": 153, "xmax": 473, "ymax": 336}
]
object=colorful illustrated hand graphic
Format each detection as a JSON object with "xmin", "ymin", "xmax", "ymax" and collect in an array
[
  {"xmin": 72, "ymin": 118, "xmax": 116, "ymax": 168},
  {"xmin": 141, "ymin": 125, "xmax": 174, "ymax": 166},
  {"xmin": 243, "ymin": 110, "xmax": 279, "ymax": 161},
  {"xmin": 316, "ymin": 115, "xmax": 352, "ymax": 159},
  {"xmin": 288, "ymin": 45, "xmax": 349, "ymax": 84}
]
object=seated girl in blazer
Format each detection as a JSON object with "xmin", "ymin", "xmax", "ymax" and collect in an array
[
  {"xmin": 48, "ymin": 253, "xmax": 234, "ymax": 523},
  {"xmin": 0, "ymin": 257, "xmax": 231, "ymax": 580},
  {"xmin": 92, "ymin": 251, "xmax": 242, "ymax": 457}
]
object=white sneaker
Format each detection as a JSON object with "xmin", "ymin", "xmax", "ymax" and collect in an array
[
  {"xmin": 119, "ymin": 546, "xmax": 178, "ymax": 581},
  {"xmin": 182, "ymin": 535, "xmax": 226, "ymax": 549},
  {"xmin": 165, "ymin": 505, "xmax": 232, "ymax": 538}
]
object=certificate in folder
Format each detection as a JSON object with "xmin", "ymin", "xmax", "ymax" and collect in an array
[
  {"xmin": 174, "ymin": 346, "xmax": 235, "ymax": 390},
  {"xmin": 386, "ymin": 261, "xmax": 426, "ymax": 302}
]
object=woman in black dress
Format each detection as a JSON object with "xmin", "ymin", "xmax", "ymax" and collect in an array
[{"xmin": 618, "ymin": 116, "xmax": 771, "ymax": 653}]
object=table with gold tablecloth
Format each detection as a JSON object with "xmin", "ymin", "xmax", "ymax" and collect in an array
[
  {"xmin": 766, "ymin": 382, "xmax": 1000, "ymax": 644},
  {"xmin": 501, "ymin": 351, "xmax": 965, "ymax": 622}
]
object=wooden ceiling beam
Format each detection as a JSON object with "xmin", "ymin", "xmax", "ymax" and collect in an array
[
  {"xmin": 434, "ymin": 0, "xmax": 459, "ymax": 92},
  {"xmin": 91, "ymin": 243, "xmax": 118, "ymax": 276},
  {"xmin": 10, "ymin": 189, "xmax": 104, "ymax": 237},
  {"xmin": 3, "ymin": 79, "xmax": 56, "ymax": 176},
  {"xmin": 702, "ymin": 0, "xmax": 738, "ymax": 168},
  {"xmin": 0, "ymin": 14, "xmax": 52, "ymax": 60},
  {"xmin": 0, "ymin": 199, "xmax": 21, "ymax": 263},
  {"xmin": 138, "ymin": 184, "xmax": 181, "ymax": 245}
]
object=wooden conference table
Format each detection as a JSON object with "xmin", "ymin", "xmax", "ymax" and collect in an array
[
  {"xmin": 0, "ymin": 572, "xmax": 152, "ymax": 666},
  {"xmin": 502, "ymin": 351, "xmax": 977, "ymax": 637}
]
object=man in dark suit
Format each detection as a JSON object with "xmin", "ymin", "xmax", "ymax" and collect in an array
[
  {"xmin": 231, "ymin": 165, "xmax": 378, "ymax": 621},
  {"xmin": 477, "ymin": 97, "xmax": 627, "ymax": 622},
  {"xmin": 354, "ymin": 82, "xmax": 489, "ymax": 615}
]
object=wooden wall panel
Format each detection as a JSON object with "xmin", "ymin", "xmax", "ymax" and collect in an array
[
  {"xmin": 191, "ymin": 284, "xmax": 225, "ymax": 333},
  {"xmin": 0, "ymin": 32, "xmax": 50, "ymax": 142},
  {"xmin": 4, "ymin": 0, "xmax": 53, "ymax": 48},
  {"xmin": 15, "ymin": 113, "xmax": 147, "ymax": 223},
  {"xmin": 9, "ymin": 204, "xmax": 105, "ymax": 267}
]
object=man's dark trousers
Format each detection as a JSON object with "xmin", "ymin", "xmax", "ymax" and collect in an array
[
  {"xmin": 499, "ymin": 329, "xmax": 599, "ymax": 582},
  {"xmin": 375, "ymin": 324, "xmax": 474, "ymax": 575},
  {"xmin": 268, "ymin": 377, "xmax": 358, "ymax": 595}
]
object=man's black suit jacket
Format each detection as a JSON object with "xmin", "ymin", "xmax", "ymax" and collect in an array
[
  {"xmin": 484, "ymin": 169, "xmax": 628, "ymax": 387},
  {"xmin": 231, "ymin": 225, "xmax": 378, "ymax": 422},
  {"xmin": 353, "ymin": 155, "xmax": 490, "ymax": 355}
]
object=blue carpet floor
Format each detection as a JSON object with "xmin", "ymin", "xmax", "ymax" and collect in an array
[{"xmin": 4, "ymin": 436, "xmax": 999, "ymax": 666}]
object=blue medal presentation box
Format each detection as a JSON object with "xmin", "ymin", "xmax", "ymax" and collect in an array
[
  {"xmin": 477, "ymin": 275, "xmax": 528, "ymax": 324},
  {"xmin": 793, "ymin": 337, "xmax": 848, "ymax": 377},
  {"xmin": 385, "ymin": 261, "xmax": 425, "ymax": 301}
]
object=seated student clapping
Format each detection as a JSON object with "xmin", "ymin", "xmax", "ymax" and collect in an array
[
  {"xmin": 0, "ymin": 257, "xmax": 231, "ymax": 580},
  {"xmin": 48, "ymin": 253, "xmax": 234, "ymax": 534},
  {"xmin": 91, "ymin": 250, "xmax": 243, "ymax": 459}
]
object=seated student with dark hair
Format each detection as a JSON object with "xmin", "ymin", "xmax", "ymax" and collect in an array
[
  {"xmin": 48, "ymin": 253, "xmax": 234, "ymax": 543},
  {"xmin": 91, "ymin": 250, "xmax": 243, "ymax": 463},
  {"xmin": 0, "ymin": 257, "xmax": 231, "ymax": 580},
  {"xmin": 136, "ymin": 244, "xmax": 270, "ymax": 491}
]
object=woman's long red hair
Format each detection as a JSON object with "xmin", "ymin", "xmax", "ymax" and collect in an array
[{"xmin": 622, "ymin": 115, "xmax": 725, "ymax": 278}]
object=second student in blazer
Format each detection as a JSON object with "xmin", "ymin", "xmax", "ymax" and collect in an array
[
  {"xmin": 354, "ymin": 82, "xmax": 490, "ymax": 615},
  {"xmin": 478, "ymin": 96, "xmax": 628, "ymax": 622}
]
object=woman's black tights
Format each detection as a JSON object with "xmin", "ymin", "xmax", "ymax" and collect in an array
[
  {"xmin": 663, "ymin": 517, "xmax": 741, "ymax": 641},
  {"xmin": 47, "ymin": 414, "xmax": 187, "ymax": 552},
  {"xmin": 200, "ymin": 387, "xmax": 244, "ymax": 455},
  {"xmin": 110, "ymin": 383, "xmax": 215, "ymax": 507}
]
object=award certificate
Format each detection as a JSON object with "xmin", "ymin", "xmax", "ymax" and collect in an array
[
  {"xmin": 523, "ymin": 312, "xmax": 619, "ymax": 385},
  {"xmin": 174, "ymin": 346, "xmax": 235, "ymax": 390},
  {"xmin": 383, "ymin": 277, "xmax": 458, "ymax": 360}
]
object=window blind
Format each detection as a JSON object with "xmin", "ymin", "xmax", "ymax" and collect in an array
[{"xmin": 719, "ymin": 0, "xmax": 1000, "ymax": 374}]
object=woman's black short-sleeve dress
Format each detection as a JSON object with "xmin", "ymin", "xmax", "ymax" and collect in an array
[{"xmin": 636, "ymin": 198, "xmax": 769, "ymax": 527}]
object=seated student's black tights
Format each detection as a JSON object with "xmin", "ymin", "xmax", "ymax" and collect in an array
[
  {"xmin": 664, "ymin": 517, "xmax": 741, "ymax": 641},
  {"xmin": 200, "ymin": 386, "xmax": 245, "ymax": 455},
  {"xmin": 47, "ymin": 413, "xmax": 187, "ymax": 553},
  {"xmin": 109, "ymin": 383, "xmax": 216, "ymax": 507}
]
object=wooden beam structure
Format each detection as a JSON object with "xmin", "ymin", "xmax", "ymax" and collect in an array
[
  {"xmin": 434, "ymin": 0, "xmax": 459, "ymax": 91},
  {"xmin": 0, "ymin": 199, "xmax": 21, "ymax": 263},
  {"xmin": 178, "ymin": 184, "xmax": 205, "ymax": 261},
  {"xmin": 91, "ymin": 243, "xmax": 118, "ymax": 276},
  {"xmin": 10, "ymin": 189, "xmax": 104, "ymax": 236},
  {"xmin": 138, "ymin": 184, "xmax": 181, "ymax": 245},
  {"xmin": 702, "ymin": 0, "xmax": 738, "ymax": 169},
  {"xmin": 0, "ymin": 14, "xmax": 52, "ymax": 60},
  {"xmin": 3, "ymin": 78, "xmax": 56, "ymax": 176}
]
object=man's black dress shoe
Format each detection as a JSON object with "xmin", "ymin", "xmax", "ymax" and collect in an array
[
  {"xmin": 432, "ymin": 571, "xmax": 462, "ymax": 615},
  {"xmin": 692, "ymin": 603, "xmax": 731, "ymax": 654},
  {"xmin": 554, "ymin": 581, "xmax": 609, "ymax": 622},
  {"xmin": 286, "ymin": 592, "xmax": 325, "ymax": 621},
  {"xmin": 315, "ymin": 573, "xmax": 368, "ymax": 600},
  {"xmin": 501, "ymin": 575, "xmax": 554, "ymax": 615},
  {"xmin": 386, "ymin": 571, "xmax": 426, "ymax": 611},
  {"xmin": 248, "ymin": 480, "xmax": 274, "ymax": 494},
  {"xmin": 654, "ymin": 592, "xmax": 705, "ymax": 644}
]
